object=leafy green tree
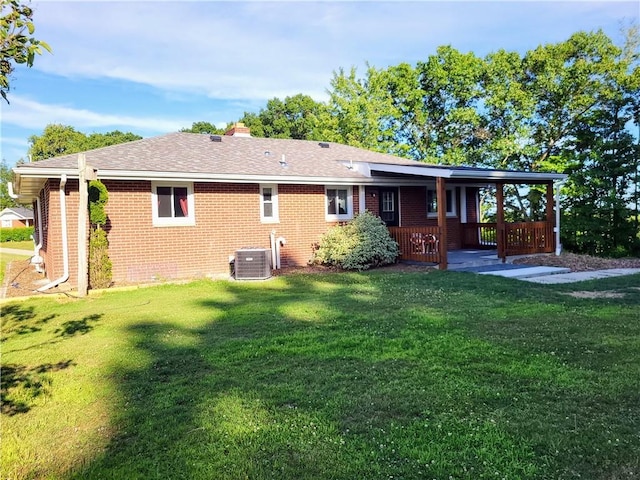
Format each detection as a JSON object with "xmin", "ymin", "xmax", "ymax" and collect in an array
[
  {"xmin": 1, "ymin": 158, "xmax": 18, "ymax": 209},
  {"xmin": 239, "ymin": 94, "xmax": 325, "ymax": 140},
  {"xmin": 321, "ymin": 66, "xmax": 399, "ymax": 154},
  {"xmin": 413, "ymin": 46, "xmax": 485, "ymax": 165},
  {"xmin": 180, "ymin": 121, "xmax": 225, "ymax": 135},
  {"xmin": 1, "ymin": 0, "xmax": 51, "ymax": 103},
  {"xmin": 84, "ymin": 130, "xmax": 142, "ymax": 150},
  {"xmin": 28, "ymin": 124, "xmax": 87, "ymax": 161},
  {"xmin": 28, "ymin": 124, "xmax": 142, "ymax": 161}
]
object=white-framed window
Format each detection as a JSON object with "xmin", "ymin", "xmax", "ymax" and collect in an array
[
  {"xmin": 151, "ymin": 182, "xmax": 195, "ymax": 227},
  {"xmin": 260, "ymin": 184, "xmax": 279, "ymax": 223},
  {"xmin": 325, "ymin": 186, "xmax": 353, "ymax": 221},
  {"xmin": 1, "ymin": 219, "xmax": 12, "ymax": 228},
  {"xmin": 427, "ymin": 188, "xmax": 457, "ymax": 218}
]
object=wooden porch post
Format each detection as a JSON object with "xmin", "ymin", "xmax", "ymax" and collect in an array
[
  {"xmin": 545, "ymin": 181, "xmax": 555, "ymax": 252},
  {"xmin": 437, "ymin": 176, "xmax": 448, "ymax": 270},
  {"xmin": 496, "ymin": 182, "xmax": 506, "ymax": 262}
]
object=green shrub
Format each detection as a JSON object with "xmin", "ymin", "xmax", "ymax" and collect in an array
[
  {"xmin": 87, "ymin": 180, "xmax": 112, "ymax": 288},
  {"xmin": 88, "ymin": 180, "xmax": 108, "ymax": 226},
  {"xmin": 89, "ymin": 227, "xmax": 112, "ymax": 289},
  {"xmin": 0, "ymin": 226, "xmax": 34, "ymax": 242},
  {"xmin": 313, "ymin": 211, "xmax": 399, "ymax": 270}
]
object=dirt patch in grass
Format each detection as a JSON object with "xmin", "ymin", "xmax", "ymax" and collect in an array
[
  {"xmin": 2, "ymin": 258, "xmax": 50, "ymax": 298},
  {"xmin": 512, "ymin": 251, "xmax": 640, "ymax": 272},
  {"xmin": 563, "ymin": 290, "xmax": 627, "ymax": 299}
]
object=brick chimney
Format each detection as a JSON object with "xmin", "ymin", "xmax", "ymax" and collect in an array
[{"xmin": 225, "ymin": 122, "xmax": 251, "ymax": 137}]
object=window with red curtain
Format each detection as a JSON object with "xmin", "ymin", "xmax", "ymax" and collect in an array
[{"xmin": 157, "ymin": 186, "xmax": 189, "ymax": 218}]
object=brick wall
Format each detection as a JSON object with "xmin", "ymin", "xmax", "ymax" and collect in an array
[
  {"xmin": 399, "ymin": 185, "xmax": 463, "ymax": 249},
  {"xmin": 37, "ymin": 179, "xmax": 479, "ymax": 287},
  {"xmin": 465, "ymin": 187, "xmax": 479, "ymax": 223},
  {"xmin": 39, "ymin": 180, "xmax": 356, "ymax": 286}
]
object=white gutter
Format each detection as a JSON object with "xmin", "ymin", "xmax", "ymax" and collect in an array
[
  {"xmin": 38, "ymin": 175, "xmax": 69, "ymax": 292},
  {"xmin": 13, "ymin": 164, "xmax": 568, "ymax": 192},
  {"xmin": 6, "ymin": 181, "xmax": 33, "ymax": 203}
]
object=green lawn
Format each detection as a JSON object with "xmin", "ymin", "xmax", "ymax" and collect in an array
[
  {"xmin": 1, "ymin": 240, "xmax": 35, "ymax": 251},
  {"xmin": 2, "ymin": 271, "xmax": 640, "ymax": 479}
]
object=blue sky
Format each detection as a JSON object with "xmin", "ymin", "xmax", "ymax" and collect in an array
[{"xmin": 1, "ymin": 1, "xmax": 638, "ymax": 166}]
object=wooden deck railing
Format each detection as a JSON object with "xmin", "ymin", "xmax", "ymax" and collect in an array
[
  {"xmin": 503, "ymin": 221, "xmax": 554, "ymax": 256},
  {"xmin": 388, "ymin": 226, "xmax": 441, "ymax": 263},
  {"xmin": 462, "ymin": 223, "xmax": 497, "ymax": 249},
  {"xmin": 463, "ymin": 221, "xmax": 554, "ymax": 256},
  {"xmin": 390, "ymin": 221, "xmax": 554, "ymax": 265}
]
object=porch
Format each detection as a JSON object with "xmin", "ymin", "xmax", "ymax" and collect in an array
[{"xmin": 389, "ymin": 220, "xmax": 555, "ymax": 269}]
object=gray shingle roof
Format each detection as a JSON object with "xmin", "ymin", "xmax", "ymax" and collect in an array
[
  {"xmin": 0, "ymin": 206, "xmax": 34, "ymax": 218},
  {"xmin": 17, "ymin": 132, "xmax": 420, "ymax": 179}
]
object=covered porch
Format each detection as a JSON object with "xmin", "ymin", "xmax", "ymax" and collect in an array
[{"xmin": 357, "ymin": 163, "xmax": 566, "ymax": 270}]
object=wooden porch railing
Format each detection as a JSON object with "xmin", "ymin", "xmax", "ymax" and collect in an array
[
  {"xmin": 462, "ymin": 223, "xmax": 497, "ymax": 249},
  {"xmin": 503, "ymin": 221, "xmax": 554, "ymax": 256},
  {"xmin": 390, "ymin": 221, "xmax": 554, "ymax": 266},
  {"xmin": 463, "ymin": 221, "xmax": 555, "ymax": 256},
  {"xmin": 388, "ymin": 226, "xmax": 441, "ymax": 264}
]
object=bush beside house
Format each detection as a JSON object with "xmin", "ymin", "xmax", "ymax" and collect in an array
[{"xmin": 313, "ymin": 211, "xmax": 399, "ymax": 270}]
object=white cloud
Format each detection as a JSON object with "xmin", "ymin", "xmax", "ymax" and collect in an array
[
  {"xmin": 29, "ymin": 1, "xmax": 638, "ymax": 103},
  {"xmin": 3, "ymin": 96, "xmax": 190, "ymax": 133}
]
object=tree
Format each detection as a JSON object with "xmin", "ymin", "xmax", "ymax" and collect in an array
[
  {"xmin": 84, "ymin": 130, "xmax": 143, "ymax": 150},
  {"xmin": 28, "ymin": 124, "xmax": 87, "ymax": 161},
  {"xmin": 28, "ymin": 124, "xmax": 142, "ymax": 161},
  {"xmin": 1, "ymin": 0, "xmax": 51, "ymax": 103},
  {"xmin": 239, "ymin": 94, "xmax": 326, "ymax": 140},
  {"xmin": 322, "ymin": 66, "xmax": 399, "ymax": 154},
  {"xmin": 180, "ymin": 121, "xmax": 226, "ymax": 135},
  {"xmin": 0, "ymin": 158, "xmax": 18, "ymax": 209}
]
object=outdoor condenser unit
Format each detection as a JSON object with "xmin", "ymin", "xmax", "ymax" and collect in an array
[{"xmin": 234, "ymin": 248, "xmax": 272, "ymax": 280}]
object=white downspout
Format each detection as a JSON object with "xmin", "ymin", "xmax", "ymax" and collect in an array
[
  {"xmin": 270, "ymin": 230, "xmax": 277, "ymax": 270},
  {"xmin": 554, "ymin": 180, "xmax": 566, "ymax": 256},
  {"xmin": 38, "ymin": 175, "xmax": 69, "ymax": 292},
  {"xmin": 358, "ymin": 185, "xmax": 366, "ymax": 213},
  {"xmin": 275, "ymin": 237, "xmax": 286, "ymax": 269},
  {"xmin": 8, "ymin": 181, "xmax": 44, "ymax": 272},
  {"xmin": 32, "ymin": 197, "xmax": 44, "ymax": 272}
]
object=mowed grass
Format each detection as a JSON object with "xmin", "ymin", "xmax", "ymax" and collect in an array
[
  {"xmin": 1, "ymin": 240, "xmax": 35, "ymax": 251},
  {"xmin": 2, "ymin": 271, "xmax": 640, "ymax": 479}
]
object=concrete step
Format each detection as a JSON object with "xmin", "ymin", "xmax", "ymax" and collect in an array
[{"xmin": 478, "ymin": 266, "xmax": 571, "ymax": 279}]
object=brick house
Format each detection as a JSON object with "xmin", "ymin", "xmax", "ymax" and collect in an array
[
  {"xmin": 0, "ymin": 206, "xmax": 34, "ymax": 228},
  {"xmin": 10, "ymin": 124, "xmax": 566, "ymax": 290}
]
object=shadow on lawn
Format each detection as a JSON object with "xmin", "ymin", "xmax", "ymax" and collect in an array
[
  {"xmin": 1, "ymin": 303, "xmax": 56, "ymax": 342},
  {"xmin": 1, "ymin": 360, "xmax": 75, "ymax": 415},
  {"xmin": 68, "ymin": 272, "xmax": 640, "ymax": 480},
  {"xmin": 1, "ymin": 312, "xmax": 102, "ymax": 417}
]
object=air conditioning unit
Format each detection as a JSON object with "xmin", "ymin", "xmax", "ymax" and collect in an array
[{"xmin": 234, "ymin": 248, "xmax": 272, "ymax": 280}]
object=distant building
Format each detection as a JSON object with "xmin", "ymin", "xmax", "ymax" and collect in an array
[{"xmin": 0, "ymin": 206, "xmax": 34, "ymax": 228}]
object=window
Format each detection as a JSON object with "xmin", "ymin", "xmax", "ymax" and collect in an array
[
  {"xmin": 326, "ymin": 186, "xmax": 353, "ymax": 221},
  {"xmin": 1, "ymin": 219, "xmax": 12, "ymax": 228},
  {"xmin": 151, "ymin": 182, "xmax": 195, "ymax": 226},
  {"xmin": 427, "ymin": 188, "xmax": 457, "ymax": 218},
  {"xmin": 260, "ymin": 184, "xmax": 279, "ymax": 223}
]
